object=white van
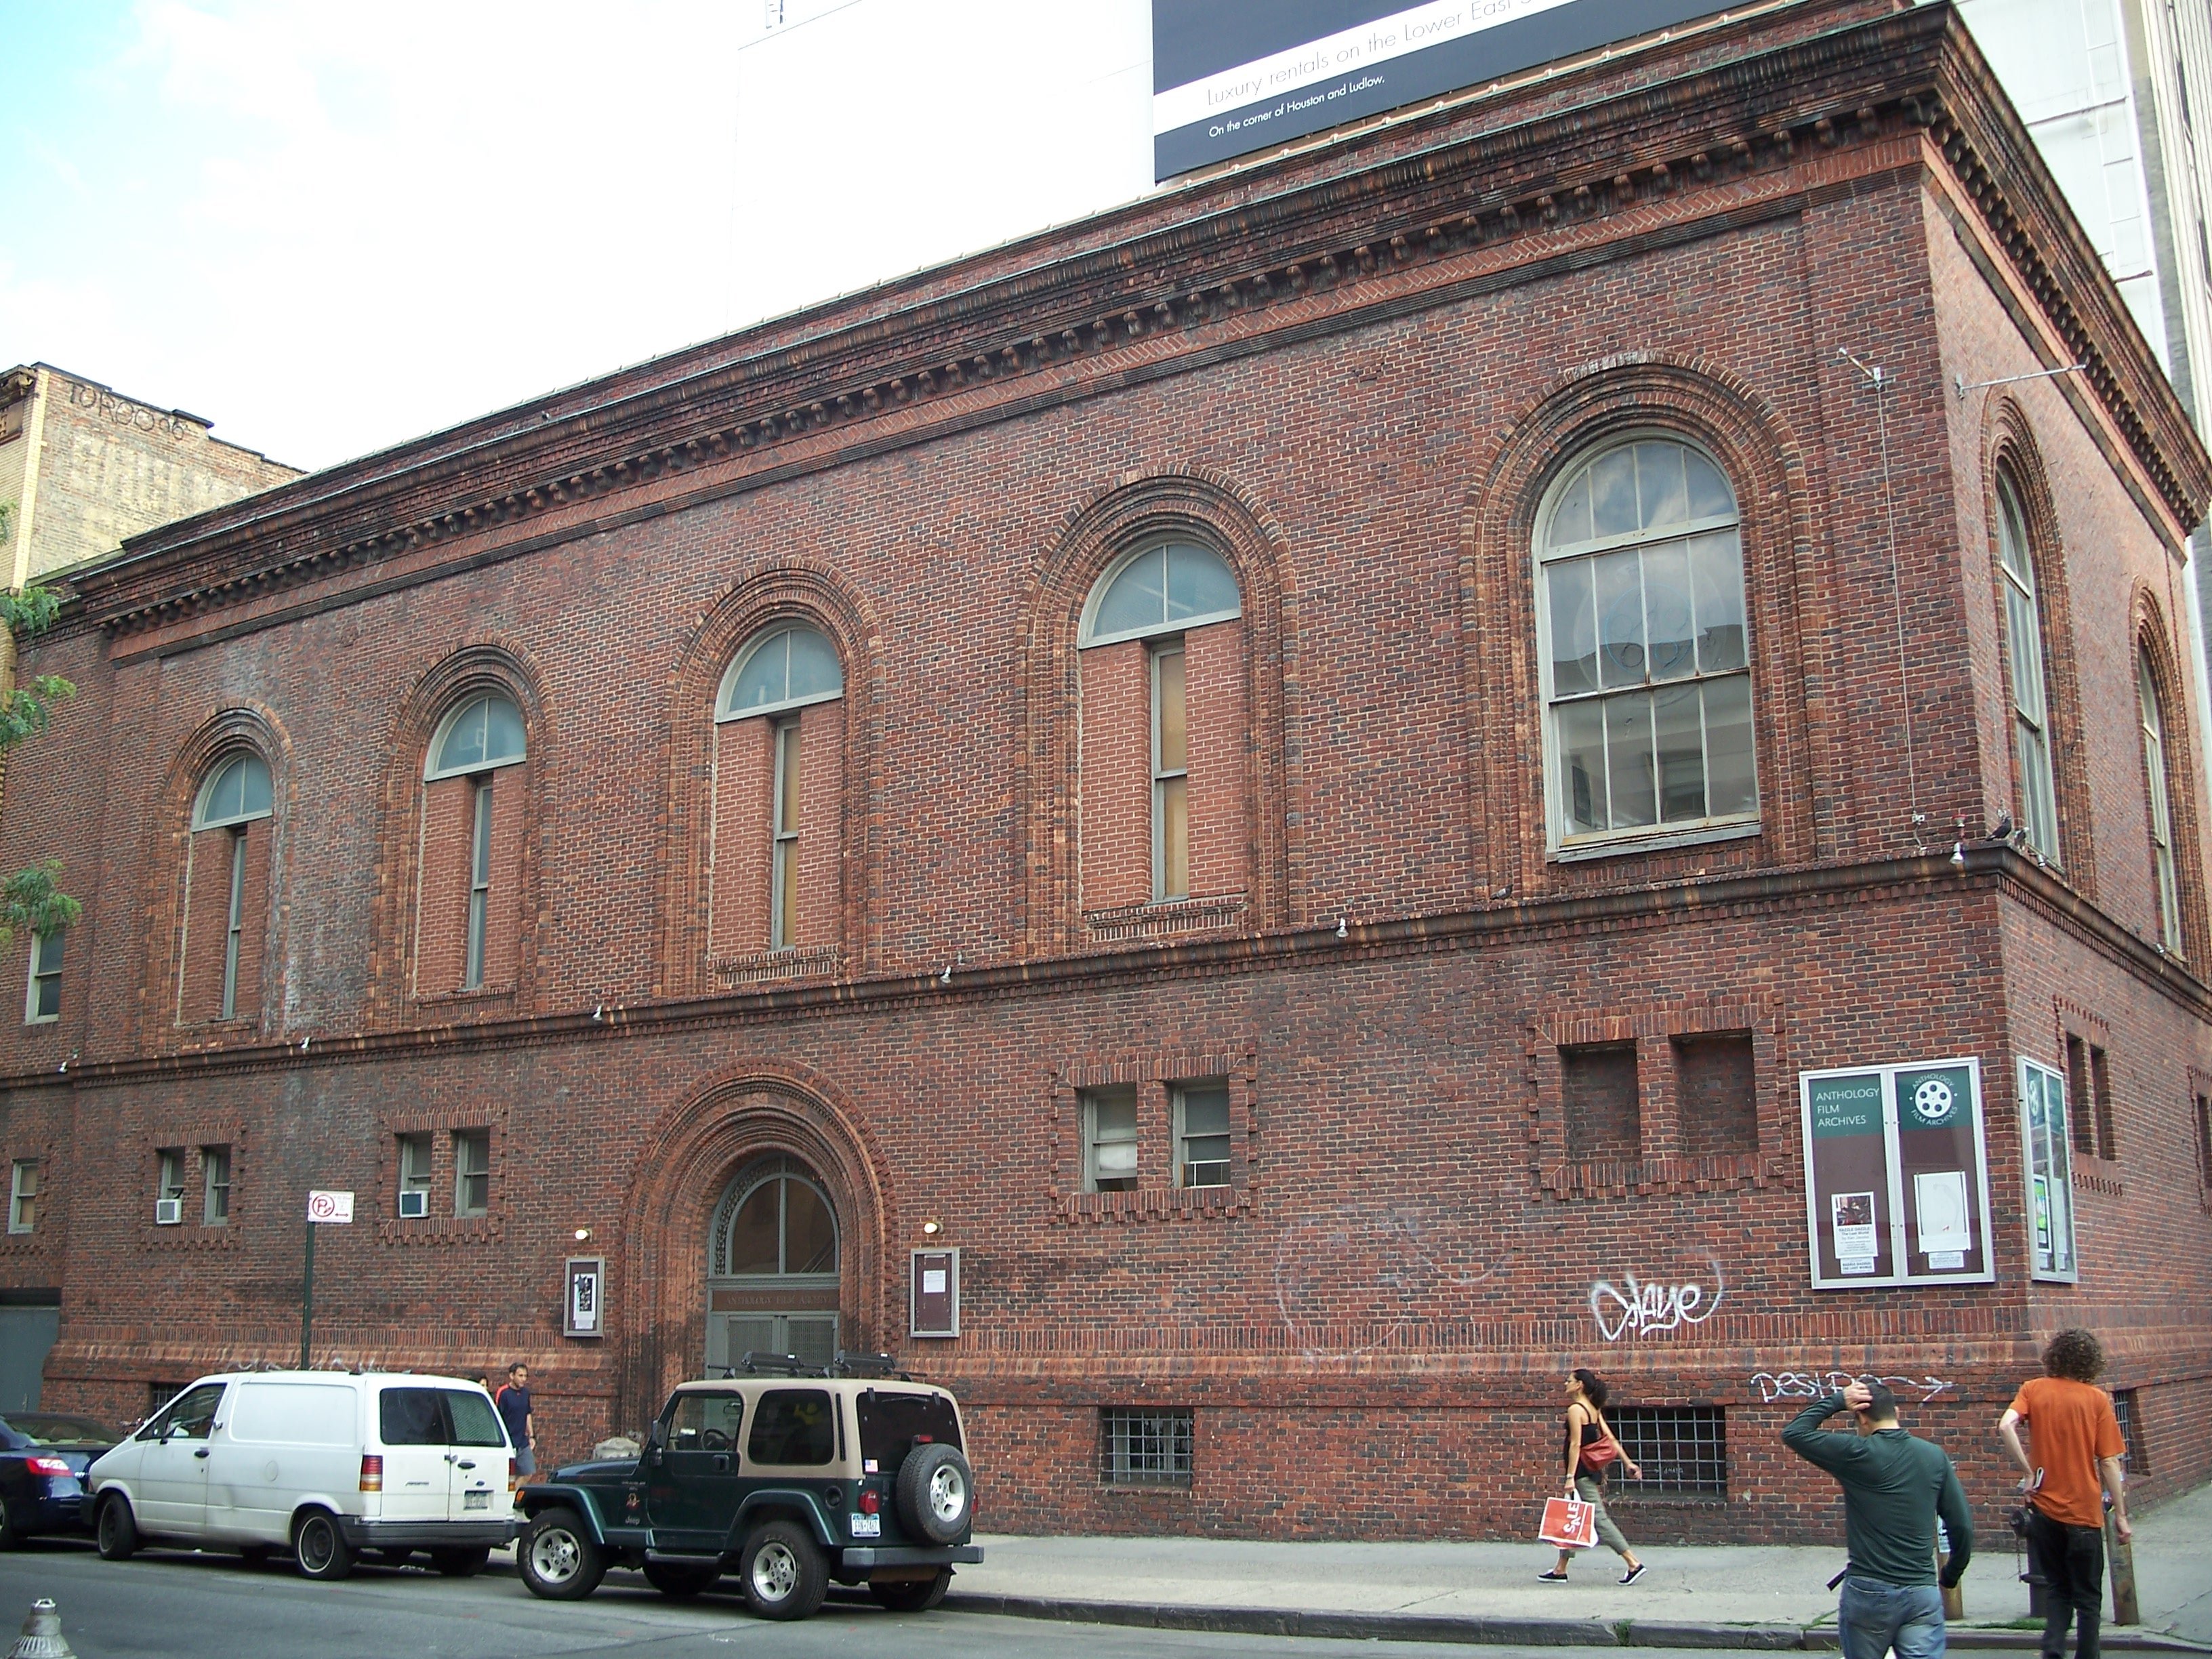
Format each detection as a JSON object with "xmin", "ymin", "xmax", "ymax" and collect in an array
[{"xmin": 82, "ymin": 1370, "xmax": 516, "ymax": 1580}]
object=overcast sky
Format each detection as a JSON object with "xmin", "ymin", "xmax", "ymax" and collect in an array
[{"xmin": 0, "ymin": 0, "xmax": 1155, "ymax": 470}]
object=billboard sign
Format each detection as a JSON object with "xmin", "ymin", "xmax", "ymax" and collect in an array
[
  {"xmin": 1798, "ymin": 1059, "xmax": 1995, "ymax": 1290},
  {"xmin": 1153, "ymin": 0, "xmax": 1733, "ymax": 180}
]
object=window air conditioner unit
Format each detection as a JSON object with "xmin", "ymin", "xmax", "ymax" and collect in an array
[
  {"xmin": 398, "ymin": 1189, "xmax": 429, "ymax": 1218},
  {"xmin": 155, "ymin": 1197, "xmax": 184, "ymax": 1225}
]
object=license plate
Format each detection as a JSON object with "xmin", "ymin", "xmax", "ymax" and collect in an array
[
  {"xmin": 463, "ymin": 1490, "xmax": 491, "ymax": 1509},
  {"xmin": 849, "ymin": 1513, "xmax": 881, "ymax": 1538}
]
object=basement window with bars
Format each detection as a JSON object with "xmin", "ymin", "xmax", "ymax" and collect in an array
[
  {"xmin": 1101, "ymin": 1406, "xmax": 1193, "ymax": 1488},
  {"xmin": 2112, "ymin": 1390, "xmax": 2147, "ymax": 1475},
  {"xmin": 1607, "ymin": 1406, "xmax": 1727, "ymax": 1500}
]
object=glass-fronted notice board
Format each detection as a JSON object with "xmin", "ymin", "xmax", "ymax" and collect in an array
[{"xmin": 1799, "ymin": 1059, "xmax": 1994, "ymax": 1289}]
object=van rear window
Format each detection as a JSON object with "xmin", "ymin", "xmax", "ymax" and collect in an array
[
  {"xmin": 856, "ymin": 1389, "xmax": 962, "ymax": 1471},
  {"xmin": 380, "ymin": 1389, "xmax": 447, "ymax": 1446}
]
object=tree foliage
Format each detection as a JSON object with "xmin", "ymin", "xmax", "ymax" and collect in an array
[{"xmin": 0, "ymin": 569, "xmax": 80, "ymax": 952}]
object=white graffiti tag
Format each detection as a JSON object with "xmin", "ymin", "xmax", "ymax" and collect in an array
[
  {"xmin": 1589, "ymin": 1261, "xmax": 1725, "ymax": 1340},
  {"xmin": 1750, "ymin": 1370, "xmax": 1955, "ymax": 1405}
]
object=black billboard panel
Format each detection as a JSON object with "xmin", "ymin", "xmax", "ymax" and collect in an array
[{"xmin": 1153, "ymin": 0, "xmax": 1732, "ymax": 180}]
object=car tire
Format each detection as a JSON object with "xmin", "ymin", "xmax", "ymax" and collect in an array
[
  {"xmin": 95, "ymin": 1494, "xmax": 138, "ymax": 1561},
  {"xmin": 293, "ymin": 1510, "xmax": 355, "ymax": 1581},
  {"xmin": 643, "ymin": 1559, "xmax": 720, "ymax": 1598},
  {"xmin": 868, "ymin": 1568, "xmax": 952, "ymax": 1613},
  {"xmin": 518, "ymin": 1507, "xmax": 605, "ymax": 1601},
  {"xmin": 895, "ymin": 1443, "xmax": 974, "ymax": 1546},
  {"xmin": 431, "ymin": 1546, "xmax": 490, "ymax": 1577},
  {"xmin": 738, "ymin": 1519, "xmax": 827, "ymax": 1621},
  {"xmin": 0, "ymin": 1490, "xmax": 22, "ymax": 1549}
]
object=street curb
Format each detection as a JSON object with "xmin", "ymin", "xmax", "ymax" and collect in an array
[{"xmin": 924, "ymin": 1593, "xmax": 2212, "ymax": 1652}]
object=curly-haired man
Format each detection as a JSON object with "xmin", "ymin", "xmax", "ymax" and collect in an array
[{"xmin": 1999, "ymin": 1329, "xmax": 2130, "ymax": 1659}]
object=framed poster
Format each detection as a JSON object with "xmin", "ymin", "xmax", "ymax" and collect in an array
[
  {"xmin": 2018, "ymin": 1057, "xmax": 2078, "ymax": 1283},
  {"xmin": 1799, "ymin": 1059, "xmax": 1994, "ymax": 1289},
  {"xmin": 911, "ymin": 1248, "xmax": 960, "ymax": 1338},
  {"xmin": 564, "ymin": 1256, "xmax": 606, "ymax": 1338}
]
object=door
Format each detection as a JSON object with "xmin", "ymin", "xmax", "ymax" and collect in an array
[
  {"xmin": 0, "ymin": 1305, "xmax": 58, "ymax": 1413},
  {"xmin": 647, "ymin": 1391, "xmax": 748, "ymax": 1551},
  {"xmin": 438, "ymin": 1389, "xmax": 508, "ymax": 1519},
  {"xmin": 375, "ymin": 1387, "xmax": 453, "ymax": 1523},
  {"xmin": 137, "ymin": 1382, "xmax": 224, "ymax": 1534},
  {"xmin": 710, "ymin": 1313, "xmax": 838, "ymax": 1374}
]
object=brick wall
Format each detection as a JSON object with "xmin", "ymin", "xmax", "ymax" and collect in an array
[{"xmin": 2, "ymin": 0, "xmax": 2209, "ymax": 1540}]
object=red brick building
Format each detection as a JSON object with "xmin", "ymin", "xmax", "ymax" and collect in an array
[{"xmin": 3, "ymin": 0, "xmax": 2209, "ymax": 1540}]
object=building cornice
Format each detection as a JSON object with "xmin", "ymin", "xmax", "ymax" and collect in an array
[
  {"xmin": 54, "ymin": 1, "xmax": 2207, "ymax": 647},
  {"xmin": 7, "ymin": 847, "xmax": 2196, "ymax": 1095}
]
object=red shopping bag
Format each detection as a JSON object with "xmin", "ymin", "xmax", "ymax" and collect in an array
[{"xmin": 1538, "ymin": 1494, "xmax": 1598, "ymax": 1549}]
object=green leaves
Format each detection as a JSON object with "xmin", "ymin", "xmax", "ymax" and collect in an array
[
  {"xmin": 0, "ymin": 674, "xmax": 75, "ymax": 750},
  {"xmin": 0, "ymin": 859, "xmax": 81, "ymax": 954}
]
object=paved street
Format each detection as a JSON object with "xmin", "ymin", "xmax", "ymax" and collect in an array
[{"xmin": 0, "ymin": 1538, "xmax": 1765, "ymax": 1659}]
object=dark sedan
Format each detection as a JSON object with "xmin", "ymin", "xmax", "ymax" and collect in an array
[{"xmin": 0, "ymin": 1413, "xmax": 124, "ymax": 1547}]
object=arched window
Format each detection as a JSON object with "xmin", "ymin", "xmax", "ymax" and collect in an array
[
  {"xmin": 419, "ymin": 693, "xmax": 529, "ymax": 995},
  {"xmin": 2139, "ymin": 647, "xmax": 2184, "ymax": 954},
  {"xmin": 1079, "ymin": 541, "xmax": 1245, "ymax": 906},
  {"xmin": 182, "ymin": 751, "xmax": 274, "ymax": 1023},
  {"xmin": 1994, "ymin": 476, "xmax": 2060, "ymax": 861},
  {"xmin": 710, "ymin": 626, "xmax": 846, "ymax": 958},
  {"xmin": 705, "ymin": 1157, "xmax": 841, "ymax": 1370},
  {"xmin": 1537, "ymin": 436, "xmax": 1756, "ymax": 850}
]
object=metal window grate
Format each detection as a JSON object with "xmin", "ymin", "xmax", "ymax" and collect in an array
[
  {"xmin": 1101, "ymin": 1406, "xmax": 1193, "ymax": 1488},
  {"xmin": 2112, "ymin": 1390, "xmax": 2147, "ymax": 1475},
  {"xmin": 1609, "ymin": 1405, "xmax": 1727, "ymax": 1499}
]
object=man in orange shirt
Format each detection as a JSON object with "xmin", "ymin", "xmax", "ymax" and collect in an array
[{"xmin": 1999, "ymin": 1329, "xmax": 2131, "ymax": 1659}]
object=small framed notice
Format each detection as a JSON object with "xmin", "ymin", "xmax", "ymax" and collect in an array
[
  {"xmin": 564, "ymin": 1256, "xmax": 605, "ymax": 1338},
  {"xmin": 911, "ymin": 1248, "xmax": 960, "ymax": 1338}
]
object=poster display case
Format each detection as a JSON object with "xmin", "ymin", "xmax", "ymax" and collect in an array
[
  {"xmin": 2018, "ymin": 1057, "xmax": 2078, "ymax": 1283},
  {"xmin": 1799, "ymin": 1059, "xmax": 1994, "ymax": 1289}
]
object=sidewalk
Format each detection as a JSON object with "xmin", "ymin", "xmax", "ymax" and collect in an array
[{"xmin": 941, "ymin": 1482, "xmax": 2212, "ymax": 1650}]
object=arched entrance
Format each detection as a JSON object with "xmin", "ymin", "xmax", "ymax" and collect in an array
[{"xmin": 703, "ymin": 1155, "xmax": 842, "ymax": 1372}]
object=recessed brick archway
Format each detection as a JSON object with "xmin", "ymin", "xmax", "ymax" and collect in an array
[{"xmin": 616, "ymin": 1067, "xmax": 886, "ymax": 1422}]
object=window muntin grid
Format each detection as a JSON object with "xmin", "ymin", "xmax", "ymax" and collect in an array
[
  {"xmin": 2139, "ymin": 651, "xmax": 2184, "ymax": 955},
  {"xmin": 398, "ymin": 1134, "xmax": 433, "ymax": 1214},
  {"xmin": 192, "ymin": 753, "xmax": 273, "ymax": 830},
  {"xmin": 8, "ymin": 1160, "xmax": 37, "ymax": 1234},
  {"xmin": 1537, "ymin": 437, "xmax": 1755, "ymax": 851},
  {"xmin": 770, "ymin": 718, "xmax": 802, "ymax": 949},
  {"xmin": 201, "ymin": 1145, "xmax": 230, "ymax": 1226},
  {"xmin": 1101, "ymin": 1406, "xmax": 1193, "ymax": 1486},
  {"xmin": 221, "ymin": 830, "xmax": 249, "ymax": 1020},
  {"xmin": 1174, "ymin": 1080, "xmax": 1231, "ymax": 1188},
  {"xmin": 718, "ymin": 626, "xmax": 844, "ymax": 721},
  {"xmin": 464, "ymin": 779, "xmax": 493, "ymax": 989},
  {"xmin": 453, "ymin": 1130, "xmax": 489, "ymax": 1216},
  {"xmin": 25, "ymin": 930, "xmax": 62, "ymax": 1024},
  {"xmin": 1082, "ymin": 1086, "xmax": 1139, "ymax": 1193},
  {"xmin": 426, "ymin": 695, "xmax": 527, "ymax": 781},
  {"xmin": 1080, "ymin": 542, "xmax": 1241, "ymax": 649},
  {"xmin": 1995, "ymin": 479, "xmax": 2060, "ymax": 861},
  {"xmin": 1607, "ymin": 1405, "xmax": 1727, "ymax": 1498},
  {"xmin": 1152, "ymin": 644, "xmax": 1189, "ymax": 901},
  {"xmin": 718, "ymin": 1170, "xmax": 838, "ymax": 1277}
]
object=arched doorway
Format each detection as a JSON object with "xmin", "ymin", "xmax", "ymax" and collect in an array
[{"xmin": 703, "ymin": 1155, "xmax": 841, "ymax": 1372}]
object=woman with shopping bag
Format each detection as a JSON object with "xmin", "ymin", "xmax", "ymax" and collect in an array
[{"xmin": 1538, "ymin": 1367, "xmax": 1648, "ymax": 1584}]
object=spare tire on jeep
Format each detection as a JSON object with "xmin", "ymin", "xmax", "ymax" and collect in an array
[{"xmin": 895, "ymin": 1441, "xmax": 972, "ymax": 1544}]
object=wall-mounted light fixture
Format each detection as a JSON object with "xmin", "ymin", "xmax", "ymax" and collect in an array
[
  {"xmin": 572, "ymin": 1227, "xmax": 594, "ymax": 1243},
  {"xmin": 920, "ymin": 1218, "xmax": 943, "ymax": 1237}
]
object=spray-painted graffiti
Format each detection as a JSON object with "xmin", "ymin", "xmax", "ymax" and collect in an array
[
  {"xmin": 1750, "ymin": 1370, "xmax": 1955, "ymax": 1405},
  {"xmin": 1271, "ymin": 1203, "xmax": 1503, "ymax": 1361},
  {"xmin": 1589, "ymin": 1261, "xmax": 1725, "ymax": 1340}
]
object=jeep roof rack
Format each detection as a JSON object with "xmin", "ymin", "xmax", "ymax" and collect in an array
[
  {"xmin": 830, "ymin": 1350, "xmax": 914, "ymax": 1380},
  {"xmin": 734, "ymin": 1351, "xmax": 821, "ymax": 1377}
]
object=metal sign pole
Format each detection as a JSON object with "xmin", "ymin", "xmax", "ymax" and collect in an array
[{"xmin": 299, "ymin": 1210, "xmax": 316, "ymax": 1369}]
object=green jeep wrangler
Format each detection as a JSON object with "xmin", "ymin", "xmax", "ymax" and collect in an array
[{"xmin": 514, "ymin": 1358, "xmax": 980, "ymax": 1620}]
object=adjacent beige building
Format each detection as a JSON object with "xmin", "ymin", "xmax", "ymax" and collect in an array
[{"xmin": 0, "ymin": 365, "xmax": 298, "ymax": 590}]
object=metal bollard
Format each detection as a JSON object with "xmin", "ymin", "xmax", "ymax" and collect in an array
[{"xmin": 5, "ymin": 1599, "xmax": 76, "ymax": 1659}]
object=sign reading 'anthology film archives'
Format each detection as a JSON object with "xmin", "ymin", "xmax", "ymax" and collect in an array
[{"xmin": 1799, "ymin": 1060, "xmax": 1995, "ymax": 1288}]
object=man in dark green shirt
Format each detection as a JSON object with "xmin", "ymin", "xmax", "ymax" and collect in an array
[{"xmin": 1784, "ymin": 1381, "xmax": 1973, "ymax": 1659}]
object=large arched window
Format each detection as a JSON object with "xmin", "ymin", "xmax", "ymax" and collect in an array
[
  {"xmin": 420, "ymin": 693, "xmax": 529, "ymax": 994},
  {"xmin": 1078, "ymin": 541, "xmax": 1244, "ymax": 907},
  {"xmin": 1537, "ymin": 436, "xmax": 1756, "ymax": 851},
  {"xmin": 181, "ymin": 751, "xmax": 274, "ymax": 1023},
  {"xmin": 1994, "ymin": 476, "xmax": 2060, "ymax": 861},
  {"xmin": 2139, "ymin": 647, "xmax": 2184, "ymax": 954},
  {"xmin": 705, "ymin": 1157, "xmax": 841, "ymax": 1370},
  {"xmin": 710, "ymin": 625, "xmax": 846, "ymax": 958}
]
